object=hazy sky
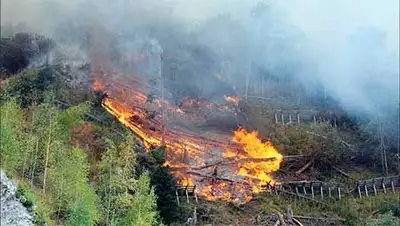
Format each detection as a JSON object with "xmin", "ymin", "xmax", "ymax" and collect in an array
[{"xmin": 1, "ymin": 0, "xmax": 399, "ymax": 117}]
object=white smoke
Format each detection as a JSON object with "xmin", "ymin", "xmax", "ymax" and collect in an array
[{"xmin": 1, "ymin": 0, "xmax": 399, "ymax": 118}]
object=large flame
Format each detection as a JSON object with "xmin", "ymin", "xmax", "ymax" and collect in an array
[{"xmin": 89, "ymin": 28, "xmax": 282, "ymax": 202}]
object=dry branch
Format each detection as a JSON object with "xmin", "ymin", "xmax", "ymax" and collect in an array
[
  {"xmin": 292, "ymin": 215, "xmax": 346, "ymax": 222},
  {"xmin": 276, "ymin": 211, "xmax": 287, "ymax": 226},
  {"xmin": 295, "ymin": 160, "xmax": 313, "ymax": 175},
  {"xmin": 292, "ymin": 218, "xmax": 305, "ymax": 226}
]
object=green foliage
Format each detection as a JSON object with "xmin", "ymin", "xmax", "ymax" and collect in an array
[
  {"xmin": 2, "ymin": 67, "xmax": 59, "ymax": 107},
  {"xmin": 16, "ymin": 182, "xmax": 36, "ymax": 209},
  {"xmin": 122, "ymin": 173, "xmax": 158, "ymax": 226},
  {"xmin": 0, "ymin": 99, "xmax": 24, "ymax": 173},
  {"xmin": 366, "ymin": 211, "xmax": 400, "ymax": 226},
  {"xmin": 146, "ymin": 148, "xmax": 180, "ymax": 224},
  {"xmin": 60, "ymin": 102, "xmax": 91, "ymax": 134},
  {"xmin": 66, "ymin": 189, "xmax": 101, "ymax": 226},
  {"xmin": 98, "ymin": 135, "xmax": 137, "ymax": 223}
]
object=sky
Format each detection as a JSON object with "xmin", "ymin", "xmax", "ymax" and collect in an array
[{"xmin": 1, "ymin": 0, "xmax": 399, "ymax": 119}]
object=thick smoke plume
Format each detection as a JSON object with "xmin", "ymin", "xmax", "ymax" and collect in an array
[{"xmin": 2, "ymin": 0, "xmax": 399, "ymax": 121}]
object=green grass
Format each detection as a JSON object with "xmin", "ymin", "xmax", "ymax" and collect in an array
[{"xmin": 257, "ymin": 191, "xmax": 399, "ymax": 226}]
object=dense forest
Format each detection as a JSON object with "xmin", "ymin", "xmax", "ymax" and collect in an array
[{"xmin": 1, "ymin": 1, "xmax": 399, "ymax": 226}]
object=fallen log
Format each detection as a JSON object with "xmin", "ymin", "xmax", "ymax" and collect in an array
[
  {"xmin": 169, "ymin": 157, "xmax": 277, "ymax": 172},
  {"xmin": 331, "ymin": 165, "xmax": 357, "ymax": 181},
  {"xmin": 292, "ymin": 215, "xmax": 346, "ymax": 222},
  {"xmin": 295, "ymin": 159, "xmax": 313, "ymax": 175},
  {"xmin": 186, "ymin": 171, "xmax": 236, "ymax": 183}
]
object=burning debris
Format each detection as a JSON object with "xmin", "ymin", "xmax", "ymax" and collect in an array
[
  {"xmin": 98, "ymin": 79, "xmax": 282, "ymax": 202},
  {"xmin": 90, "ymin": 33, "xmax": 282, "ymax": 203}
]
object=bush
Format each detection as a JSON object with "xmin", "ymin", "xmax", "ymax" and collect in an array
[
  {"xmin": 16, "ymin": 183, "xmax": 36, "ymax": 209},
  {"xmin": 366, "ymin": 211, "xmax": 400, "ymax": 226}
]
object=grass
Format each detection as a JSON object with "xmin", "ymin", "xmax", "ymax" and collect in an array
[
  {"xmin": 12, "ymin": 177, "xmax": 55, "ymax": 225},
  {"xmin": 256, "ymin": 191, "xmax": 400, "ymax": 226}
]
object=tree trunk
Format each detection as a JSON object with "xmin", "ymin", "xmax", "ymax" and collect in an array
[
  {"xmin": 30, "ymin": 138, "xmax": 39, "ymax": 187},
  {"xmin": 43, "ymin": 112, "xmax": 53, "ymax": 193}
]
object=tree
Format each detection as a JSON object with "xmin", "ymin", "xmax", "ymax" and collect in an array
[
  {"xmin": 98, "ymin": 135, "xmax": 138, "ymax": 225},
  {"xmin": 148, "ymin": 148, "xmax": 180, "ymax": 224},
  {"xmin": 122, "ymin": 173, "xmax": 158, "ymax": 226},
  {"xmin": 0, "ymin": 99, "xmax": 24, "ymax": 173}
]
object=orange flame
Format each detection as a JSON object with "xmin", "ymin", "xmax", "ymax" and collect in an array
[
  {"xmin": 90, "ymin": 30, "xmax": 281, "ymax": 203},
  {"xmin": 224, "ymin": 95, "xmax": 240, "ymax": 105},
  {"xmin": 227, "ymin": 128, "xmax": 282, "ymax": 193}
]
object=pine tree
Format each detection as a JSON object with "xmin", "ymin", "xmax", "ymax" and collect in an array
[
  {"xmin": 122, "ymin": 173, "xmax": 158, "ymax": 226},
  {"xmin": 149, "ymin": 148, "xmax": 180, "ymax": 224}
]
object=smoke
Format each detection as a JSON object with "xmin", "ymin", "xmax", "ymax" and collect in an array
[{"xmin": 1, "ymin": 0, "xmax": 399, "ymax": 120}]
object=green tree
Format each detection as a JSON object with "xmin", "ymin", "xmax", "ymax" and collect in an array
[
  {"xmin": 122, "ymin": 173, "xmax": 158, "ymax": 226},
  {"xmin": 98, "ymin": 135, "xmax": 138, "ymax": 225},
  {"xmin": 148, "ymin": 148, "xmax": 180, "ymax": 224},
  {"xmin": 0, "ymin": 99, "xmax": 24, "ymax": 173}
]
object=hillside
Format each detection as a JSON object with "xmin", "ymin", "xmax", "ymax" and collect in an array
[{"xmin": 1, "ymin": 1, "xmax": 399, "ymax": 226}]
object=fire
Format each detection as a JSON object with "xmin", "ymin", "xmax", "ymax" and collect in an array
[
  {"xmin": 89, "ymin": 30, "xmax": 282, "ymax": 203},
  {"xmin": 224, "ymin": 95, "xmax": 240, "ymax": 105},
  {"xmin": 228, "ymin": 128, "xmax": 282, "ymax": 193}
]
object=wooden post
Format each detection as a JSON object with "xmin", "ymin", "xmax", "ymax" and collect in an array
[
  {"xmin": 281, "ymin": 114, "xmax": 285, "ymax": 125},
  {"xmin": 303, "ymin": 183, "xmax": 307, "ymax": 195},
  {"xmin": 311, "ymin": 183, "xmax": 315, "ymax": 198},
  {"xmin": 295, "ymin": 186, "xmax": 300, "ymax": 196},
  {"xmin": 364, "ymin": 183, "xmax": 369, "ymax": 197},
  {"xmin": 313, "ymin": 116, "xmax": 317, "ymax": 124},
  {"xmin": 373, "ymin": 183, "xmax": 377, "ymax": 196},
  {"xmin": 338, "ymin": 186, "xmax": 341, "ymax": 200},
  {"xmin": 176, "ymin": 190, "xmax": 180, "ymax": 206},
  {"xmin": 357, "ymin": 184, "xmax": 362, "ymax": 198},
  {"xmin": 320, "ymin": 184, "xmax": 324, "ymax": 200},
  {"xmin": 328, "ymin": 187, "xmax": 332, "ymax": 198},
  {"xmin": 193, "ymin": 185, "xmax": 198, "ymax": 203},
  {"xmin": 275, "ymin": 114, "xmax": 278, "ymax": 124},
  {"xmin": 185, "ymin": 188, "xmax": 190, "ymax": 204},
  {"xmin": 297, "ymin": 114, "xmax": 300, "ymax": 124},
  {"xmin": 391, "ymin": 179, "xmax": 395, "ymax": 192},
  {"xmin": 382, "ymin": 179, "xmax": 387, "ymax": 193},
  {"xmin": 289, "ymin": 114, "xmax": 292, "ymax": 123}
]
